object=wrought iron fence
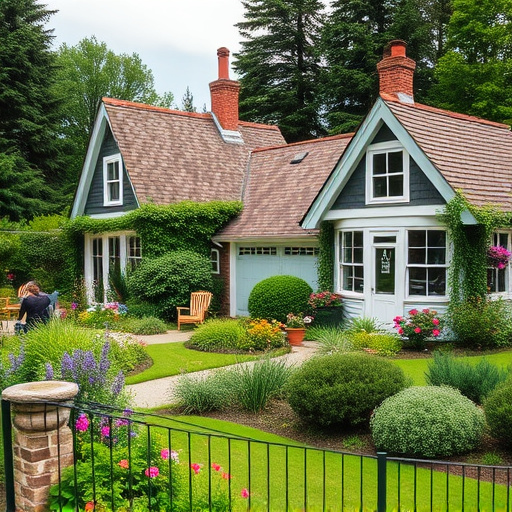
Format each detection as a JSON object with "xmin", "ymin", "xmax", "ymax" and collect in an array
[{"xmin": 2, "ymin": 398, "xmax": 512, "ymax": 512}]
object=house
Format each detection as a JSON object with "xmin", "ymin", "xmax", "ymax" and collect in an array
[{"xmin": 71, "ymin": 42, "xmax": 512, "ymax": 323}]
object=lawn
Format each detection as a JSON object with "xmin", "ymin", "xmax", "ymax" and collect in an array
[{"xmin": 125, "ymin": 342, "xmax": 261, "ymax": 384}]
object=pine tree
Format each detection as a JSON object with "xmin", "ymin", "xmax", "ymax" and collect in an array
[
  {"xmin": 0, "ymin": 0, "xmax": 63, "ymax": 188},
  {"xmin": 234, "ymin": 0, "xmax": 326, "ymax": 142},
  {"xmin": 181, "ymin": 87, "xmax": 197, "ymax": 112}
]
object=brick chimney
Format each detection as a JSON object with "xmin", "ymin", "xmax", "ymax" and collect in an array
[
  {"xmin": 209, "ymin": 47, "xmax": 240, "ymax": 131},
  {"xmin": 376, "ymin": 40, "xmax": 416, "ymax": 103}
]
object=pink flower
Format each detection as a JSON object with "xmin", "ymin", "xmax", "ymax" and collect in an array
[
  {"xmin": 432, "ymin": 329, "xmax": 440, "ymax": 337},
  {"xmin": 161, "ymin": 449, "xmax": 169, "ymax": 460},
  {"xmin": 101, "ymin": 426, "xmax": 110, "ymax": 438},
  {"xmin": 222, "ymin": 472, "xmax": 232, "ymax": 480},
  {"xmin": 211, "ymin": 463, "xmax": 221, "ymax": 472},
  {"xmin": 118, "ymin": 459, "xmax": 129, "ymax": 469},
  {"xmin": 422, "ymin": 309, "xmax": 430, "ymax": 314},
  {"xmin": 85, "ymin": 501, "xmax": 95, "ymax": 511},
  {"xmin": 75, "ymin": 414, "xmax": 89, "ymax": 432},
  {"xmin": 145, "ymin": 467, "xmax": 159, "ymax": 478},
  {"xmin": 241, "ymin": 488, "xmax": 249, "ymax": 499},
  {"xmin": 414, "ymin": 327, "xmax": 421, "ymax": 334},
  {"xmin": 190, "ymin": 463, "xmax": 201, "ymax": 474},
  {"xmin": 432, "ymin": 318, "xmax": 440, "ymax": 326},
  {"xmin": 71, "ymin": 302, "xmax": 78, "ymax": 310},
  {"xmin": 398, "ymin": 328, "xmax": 404, "ymax": 335},
  {"xmin": 409, "ymin": 309, "xmax": 418, "ymax": 315}
]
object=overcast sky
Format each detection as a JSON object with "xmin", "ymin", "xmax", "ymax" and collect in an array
[{"xmin": 45, "ymin": 0, "xmax": 246, "ymax": 110}]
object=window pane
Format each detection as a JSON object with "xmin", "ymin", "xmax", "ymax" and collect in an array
[
  {"xmin": 343, "ymin": 266, "xmax": 353, "ymax": 291},
  {"xmin": 354, "ymin": 248, "xmax": 363, "ymax": 263},
  {"xmin": 409, "ymin": 267, "xmax": 426, "ymax": 295},
  {"xmin": 408, "ymin": 248, "xmax": 425, "ymax": 264},
  {"xmin": 498, "ymin": 268, "xmax": 506, "ymax": 292},
  {"xmin": 375, "ymin": 248, "xmax": 395, "ymax": 294},
  {"xmin": 373, "ymin": 176, "xmax": 387, "ymax": 197},
  {"xmin": 427, "ymin": 247, "xmax": 445, "ymax": 265},
  {"xmin": 409, "ymin": 230, "xmax": 426, "ymax": 247},
  {"xmin": 109, "ymin": 182, "xmax": 120, "ymax": 201},
  {"xmin": 343, "ymin": 248, "xmax": 352, "ymax": 263},
  {"xmin": 388, "ymin": 151, "xmax": 403, "ymax": 172},
  {"xmin": 343, "ymin": 231, "xmax": 353, "ymax": 247},
  {"xmin": 107, "ymin": 161, "xmax": 119, "ymax": 181},
  {"xmin": 498, "ymin": 233, "xmax": 508, "ymax": 247},
  {"xmin": 388, "ymin": 175, "xmax": 403, "ymax": 196},
  {"xmin": 354, "ymin": 231, "xmax": 363, "ymax": 246},
  {"xmin": 428, "ymin": 268, "xmax": 446, "ymax": 295},
  {"xmin": 373, "ymin": 153, "xmax": 386, "ymax": 175},
  {"xmin": 487, "ymin": 269, "xmax": 497, "ymax": 293},
  {"xmin": 428, "ymin": 230, "xmax": 446, "ymax": 247}
]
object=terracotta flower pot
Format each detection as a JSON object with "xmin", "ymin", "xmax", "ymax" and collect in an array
[{"xmin": 285, "ymin": 327, "xmax": 305, "ymax": 346}]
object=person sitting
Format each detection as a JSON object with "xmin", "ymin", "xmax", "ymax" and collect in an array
[{"xmin": 17, "ymin": 283, "xmax": 51, "ymax": 331}]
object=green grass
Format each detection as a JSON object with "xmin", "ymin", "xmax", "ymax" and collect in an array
[
  {"xmin": 136, "ymin": 414, "xmax": 512, "ymax": 512},
  {"xmin": 125, "ymin": 342, "xmax": 259, "ymax": 384},
  {"xmin": 392, "ymin": 349, "xmax": 512, "ymax": 385}
]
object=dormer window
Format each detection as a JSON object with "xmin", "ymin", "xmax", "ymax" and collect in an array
[
  {"xmin": 103, "ymin": 153, "xmax": 123, "ymax": 206},
  {"xmin": 366, "ymin": 142, "xmax": 409, "ymax": 204}
]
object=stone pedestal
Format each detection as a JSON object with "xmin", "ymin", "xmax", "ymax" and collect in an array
[{"xmin": 2, "ymin": 381, "xmax": 79, "ymax": 512}]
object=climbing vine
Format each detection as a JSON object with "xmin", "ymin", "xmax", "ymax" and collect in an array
[
  {"xmin": 438, "ymin": 191, "xmax": 511, "ymax": 302},
  {"xmin": 317, "ymin": 221, "xmax": 335, "ymax": 291}
]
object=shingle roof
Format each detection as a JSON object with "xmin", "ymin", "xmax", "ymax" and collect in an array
[
  {"xmin": 385, "ymin": 98, "xmax": 512, "ymax": 211},
  {"xmin": 103, "ymin": 98, "xmax": 286, "ymax": 205},
  {"xmin": 217, "ymin": 134, "xmax": 353, "ymax": 239}
]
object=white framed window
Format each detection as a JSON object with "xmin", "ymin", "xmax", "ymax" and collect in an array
[
  {"xmin": 103, "ymin": 153, "xmax": 123, "ymax": 206},
  {"xmin": 366, "ymin": 142, "xmax": 409, "ymax": 204},
  {"xmin": 340, "ymin": 231, "xmax": 364, "ymax": 293},
  {"xmin": 407, "ymin": 229, "xmax": 446, "ymax": 296},
  {"xmin": 487, "ymin": 232, "xmax": 509, "ymax": 293},
  {"xmin": 127, "ymin": 236, "xmax": 142, "ymax": 270},
  {"xmin": 211, "ymin": 248, "xmax": 220, "ymax": 274}
]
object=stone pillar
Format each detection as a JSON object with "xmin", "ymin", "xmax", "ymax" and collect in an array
[{"xmin": 2, "ymin": 381, "xmax": 79, "ymax": 512}]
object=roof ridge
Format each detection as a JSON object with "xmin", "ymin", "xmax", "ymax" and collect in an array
[
  {"xmin": 102, "ymin": 97, "xmax": 212, "ymax": 119},
  {"xmin": 238, "ymin": 120, "xmax": 281, "ymax": 131},
  {"xmin": 252, "ymin": 133, "xmax": 355, "ymax": 154},
  {"xmin": 383, "ymin": 95, "xmax": 511, "ymax": 130}
]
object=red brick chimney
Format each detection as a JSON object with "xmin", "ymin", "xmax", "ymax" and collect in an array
[
  {"xmin": 377, "ymin": 40, "xmax": 416, "ymax": 102},
  {"xmin": 209, "ymin": 47, "xmax": 240, "ymax": 131}
]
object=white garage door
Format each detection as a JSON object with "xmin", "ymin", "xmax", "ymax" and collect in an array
[{"xmin": 235, "ymin": 245, "xmax": 319, "ymax": 316}]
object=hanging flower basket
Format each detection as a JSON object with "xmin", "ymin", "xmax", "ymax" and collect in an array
[{"xmin": 487, "ymin": 246, "xmax": 511, "ymax": 270}]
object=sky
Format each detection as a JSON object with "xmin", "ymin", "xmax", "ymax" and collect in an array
[{"xmin": 45, "ymin": 0, "xmax": 247, "ymax": 110}]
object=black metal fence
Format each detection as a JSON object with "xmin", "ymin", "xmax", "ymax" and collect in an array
[{"xmin": 2, "ymin": 399, "xmax": 512, "ymax": 512}]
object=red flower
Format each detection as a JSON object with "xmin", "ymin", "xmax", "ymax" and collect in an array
[
  {"xmin": 241, "ymin": 488, "xmax": 249, "ymax": 499},
  {"xmin": 433, "ymin": 329, "xmax": 441, "ymax": 337},
  {"xmin": 414, "ymin": 327, "xmax": 421, "ymax": 334},
  {"xmin": 85, "ymin": 502, "xmax": 95, "ymax": 511},
  {"xmin": 432, "ymin": 318, "xmax": 440, "ymax": 326},
  {"xmin": 118, "ymin": 459, "xmax": 129, "ymax": 469},
  {"xmin": 211, "ymin": 463, "xmax": 221, "ymax": 472},
  {"xmin": 409, "ymin": 309, "xmax": 418, "ymax": 315},
  {"xmin": 190, "ymin": 463, "xmax": 201, "ymax": 474},
  {"xmin": 222, "ymin": 472, "xmax": 232, "ymax": 480}
]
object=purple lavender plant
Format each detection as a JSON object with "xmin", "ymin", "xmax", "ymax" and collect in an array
[{"xmin": 45, "ymin": 363, "xmax": 54, "ymax": 380}]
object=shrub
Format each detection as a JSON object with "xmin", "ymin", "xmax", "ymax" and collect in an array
[
  {"xmin": 124, "ymin": 299, "xmax": 162, "ymax": 319},
  {"xmin": 363, "ymin": 333, "xmax": 402, "ymax": 357},
  {"xmin": 174, "ymin": 372, "xmax": 232, "ymax": 413},
  {"xmin": 306, "ymin": 326, "xmax": 352, "ymax": 354},
  {"xmin": 286, "ymin": 353, "xmax": 407, "ymax": 427},
  {"xmin": 123, "ymin": 316, "xmax": 168, "ymax": 335},
  {"xmin": 483, "ymin": 379, "xmax": 512, "ymax": 446},
  {"xmin": 187, "ymin": 318, "xmax": 248, "ymax": 352},
  {"xmin": 393, "ymin": 309, "xmax": 443, "ymax": 349},
  {"xmin": 227, "ymin": 357, "xmax": 294, "ymax": 412},
  {"xmin": 248, "ymin": 275, "xmax": 312, "ymax": 323},
  {"xmin": 426, "ymin": 351, "xmax": 509, "ymax": 404},
  {"xmin": 447, "ymin": 297, "xmax": 512, "ymax": 348},
  {"xmin": 243, "ymin": 318, "xmax": 286, "ymax": 351},
  {"xmin": 106, "ymin": 333, "xmax": 150, "ymax": 374},
  {"xmin": 127, "ymin": 250, "xmax": 213, "ymax": 320},
  {"xmin": 77, "ymin": 307, "xmax": 119, "ymax": 329},
  {"xmin": 370, "ymin": 386, "xmax": 486, "ymax": 458},
  {"xmin": 345, "ymin": 316, "xmax": 383, "ymax": 334}
]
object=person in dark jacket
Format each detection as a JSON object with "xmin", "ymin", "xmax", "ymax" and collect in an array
[{"xmin": 17, "ymin": 283, "xmax": 51, "ymax": 330}]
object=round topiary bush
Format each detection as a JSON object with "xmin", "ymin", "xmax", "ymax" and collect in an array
[
  {"xmin": 248, "ymin": 275, "xmax": 313, "ymax": 322},
  {"xmin": 127, "ymin": 250, "xmax": 213, "ymax": 320},
  {"xmin": 370, "ymin": 386, "xmax": 485, "ymax": 458},
  {"xmin": 286, "ymin": 353, "xmax": 407, "ymax": 427},
  {"xmin": 483, "ymin": 379, "xmax": 512, "ymax": 447}
]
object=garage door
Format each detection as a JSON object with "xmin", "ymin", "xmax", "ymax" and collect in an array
[{"xmin": 235, "ymin": 245, "xmax": 319, "ymax": 316}]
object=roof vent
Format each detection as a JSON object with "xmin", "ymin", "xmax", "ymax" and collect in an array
[{"xmin": 290, "ymin": 151, "xmax": 309, "ymax": 164}]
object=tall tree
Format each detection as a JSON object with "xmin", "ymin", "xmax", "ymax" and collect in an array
[
  {"xmin": 234, "ymin": 0, "xmax": 326, "ymax": 142},
  {"xmin": 0, "ymin": 0, "xmax": 63, "ymax": 204},
  {"xmin": 321, "ymin": 0, "xmax": 451, "ymax": 134},
  {"xmin": 428, "ymin": 0, "xmax": 512, "ymax": 123},
  {"xmin": 180, "ymin": 86, "xmax": 197, "ymax": 112},
  {"xmin": 54, "ymin": 36, "xmax": 174, "ymax": 195}
]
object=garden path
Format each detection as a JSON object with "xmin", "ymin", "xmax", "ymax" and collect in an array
[{"xmin": 127, "ymin": 331, "xmax": 319, "ymax": 409}]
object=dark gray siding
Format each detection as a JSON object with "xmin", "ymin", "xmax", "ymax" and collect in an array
[
  {"xmin": 84, "ymin": 128, "xmax": 138, "ymax": 215},
  {"xmin": 331, "ymin": 124, "xmax": 444, "ymax": 210}
]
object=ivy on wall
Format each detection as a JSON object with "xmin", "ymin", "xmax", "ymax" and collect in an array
[
  {"xmin": 317, "ymin": 221, "xmax": 335, "ymax": 291},
  {"xmin": 439, "ymin": 191, "xmax": 511, "ymax": 302}
]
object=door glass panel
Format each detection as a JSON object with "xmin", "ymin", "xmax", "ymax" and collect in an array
[{"xmin": 375, "ymin": 248, "xmax": 395, "ymax": 294}]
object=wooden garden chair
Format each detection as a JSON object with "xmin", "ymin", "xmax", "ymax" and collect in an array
[{"xmin": 176, "ymin": 291, "xmax": 213, "ymax": 330}]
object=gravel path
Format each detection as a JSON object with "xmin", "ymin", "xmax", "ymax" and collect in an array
[{"xmin": 127, "ymin": 333, "xmax": 319, "ymax": 409}]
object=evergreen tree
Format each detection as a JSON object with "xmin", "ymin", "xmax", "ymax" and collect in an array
[
  {"xmin": 234, "ymin": 0, "xmax": 326, "ymax": 142},
  {"xmin": 0, "ymin": 0, "xmax": 63, "ymax": 190},
  {"xmin": 428, "ymin": 0, "xmax": 512, "ymax": 123},
  {"xmin": 181, "ymin": 86, "xmax": 197, "ymax": 112}
]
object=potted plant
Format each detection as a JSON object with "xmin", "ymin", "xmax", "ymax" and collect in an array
[
  {"xmin": 284, "ymin": 313, "xmax": 313, "ymax": 346},
  {"xmin": 487, "ymin": 245, "xmax": 511, "ymax": 269},
  {"xmin": 308, "ymin": 291, "xmax": 343, "ymax": 327}
]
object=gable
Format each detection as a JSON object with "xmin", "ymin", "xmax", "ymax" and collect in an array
[
  {"xmin": 332, "ymin": 124, "xmax": 444, "ymax": 210},
  {"xmin": 84, "ymin": 127, "xmax": 138, "ymax": 216},
  {"xmin": 302, "ymin": 98, "xmax": 460, "ymax": 229}
]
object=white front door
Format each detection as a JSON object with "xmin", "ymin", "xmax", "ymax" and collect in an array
[{"xmin": 370, "ymin": 235, "xmax": 398, "ymax": 324}]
